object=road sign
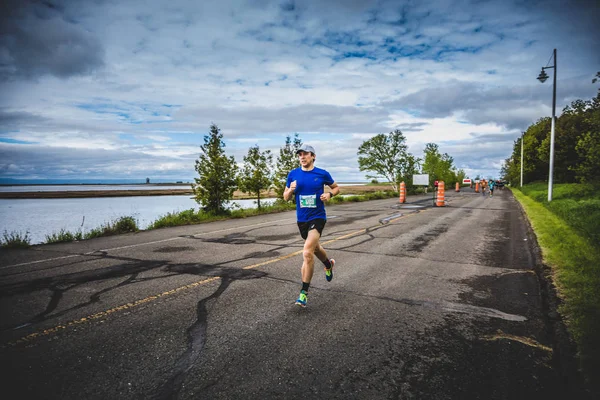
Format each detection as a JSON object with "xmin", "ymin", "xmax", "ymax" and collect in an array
[
  {"xmin": 412, "ymin": 174, "xmax": 429, "ymax": 186},
  {"xmin": 462, "ymin": 179, "xmax": 472, "ymax": 184}
]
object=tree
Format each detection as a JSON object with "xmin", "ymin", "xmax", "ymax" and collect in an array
[
  {"xmin": 192, "ymin": 124, "xmax": 238, "ymax": 215},
  {"xmin": 274, "ymin": 134, "xmax": 302, "ymax": 199},
  {"xmin": 455, "ymin": 168, "xmax": 467, "ymax": 184},
  {"xmin": 397, "ymin": 153, "xmax": 422, "ymax": 194},
  {"xmin": 421, "ymin": 143, "xmax": 456, "ymax": 187},
  {"xmin": 501, "ymin": 80, "xmax": 600, "ymax": 186},
  {"xmin": 357, "ymin": 130, "xmax": 413, "ymax": 192},
  {"xmin": 238, "ymin": 145, "xmax": 273, "ymax": 209},
  {"xmin": 574, "ymin": 131, "xmax": 600, "ymax": 184}
]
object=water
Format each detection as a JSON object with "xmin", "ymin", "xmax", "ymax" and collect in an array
[
  {"xmin": 0, "ymin": 185, "xmax": 192, "ymax": 192},
  {"xmin": 0, "ymin": 183, "xmax": 364, "ymax": 192},
  {"xmin": 0, "ymin": 196, "xmax": 275, "ymax": 245}
]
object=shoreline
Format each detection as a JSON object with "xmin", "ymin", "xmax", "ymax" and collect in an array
[{"xmin": 0, "ymin": 184, "xmax": 394, "ymax": 199}]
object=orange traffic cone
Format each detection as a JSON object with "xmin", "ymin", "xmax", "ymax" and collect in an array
[
  {"xmin": 455, "ymin": 182, "xmax": 460, "ymax": 192},
  {"xmin": 475, "ymin": 182, "xmax": 480, "ymax": 193},
  {"xmin": 436, "ymin": 181, "xmax": 445, "ymax": 207},
  {"xmin": 399, "ymin": 181, "xmax": 406, "ymax": 203}
]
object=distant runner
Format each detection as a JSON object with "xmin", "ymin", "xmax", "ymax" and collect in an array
[
  {"xmin": 284, "ymin": 144, "xmax": 340, "ymax": 308},
  {"xmin": 489, "ymin": 179, "xmax": 495, "ymax": 197}
]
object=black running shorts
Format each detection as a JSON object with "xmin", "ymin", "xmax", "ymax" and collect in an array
[{"xmin": 297, "ymin": 218, "xmax": 326, "ymax": 240}]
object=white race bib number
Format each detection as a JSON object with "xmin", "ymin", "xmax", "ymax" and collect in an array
[{"xmin": 299, "ymin": 194, "xmax": 317, "ymax": 208}]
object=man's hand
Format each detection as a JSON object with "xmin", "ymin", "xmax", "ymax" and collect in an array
[
  {"xmin": 283, "ymin": 180, "xmax": 297, "ymax": 201},
  {"xmin": 322, "ymin": 183, "xmax": 339, "ymax": 202},
  {"xmin": 320, "ymin": 192, "xmax": 332, "ymax": 202}
]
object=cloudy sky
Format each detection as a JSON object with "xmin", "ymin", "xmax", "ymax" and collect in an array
[{"xmin": 1, "ymin": 0, "xmax": 598, "ymax": 183}]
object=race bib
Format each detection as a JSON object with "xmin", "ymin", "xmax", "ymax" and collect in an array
[{"xmin": 299, "ymin": 194, "xmax": 317, "ymax": 208}]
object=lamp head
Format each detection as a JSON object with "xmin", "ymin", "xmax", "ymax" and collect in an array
[{"xmin": 537, "ymin": 68, "xmax": 549, "ymax": 83}]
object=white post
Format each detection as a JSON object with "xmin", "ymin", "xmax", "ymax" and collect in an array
[
  {"xmin": 548, "ymin": 48, "xmax": 556, "ymax": 202},
  {"xmin": 520, "ymin": 133, "xmax": 524, "ymax": 187}
]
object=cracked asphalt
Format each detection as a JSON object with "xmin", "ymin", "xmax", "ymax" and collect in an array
[{"xmin": 0, "ymin": 188, "xmax": 581, "ymax": 399}]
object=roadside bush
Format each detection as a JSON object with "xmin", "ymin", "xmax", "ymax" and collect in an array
[
  {"xmin": 230, "ymin": 201, "xmax": 295, "ymax": 218},
  {"xmin": 149, "ymin": 209, "xmax": 225, "ymax": 229},
  {"xmin": 85, "ymin": 216, "xmax": 139, "ymax": 239},
  {"xmin": 45, "ymin": 229, "xmax": 83, "ymax": 244},
  {"xmin": 1, "ymin": 230, "xmax": 31, "ymax": 248}
]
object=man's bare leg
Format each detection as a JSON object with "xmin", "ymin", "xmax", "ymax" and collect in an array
[
  {"xmin": 314, "ymin": 238, "xmax": 334, "ymax": 282},
  {"xmin": 314, "ymin": 242, "xmax": 329, "ymax": 263},
  {"xmin": 301, "ymin": 229, "xmax": 321, "ymax": 284}
]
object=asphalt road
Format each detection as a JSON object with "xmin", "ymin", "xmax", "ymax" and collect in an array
[{"xmin": 0, "ymin": 188, "xmax": 577, "ymax": 399}]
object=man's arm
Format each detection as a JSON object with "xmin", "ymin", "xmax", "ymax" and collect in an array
[
  {"xmin": 283, "ymin": 180, "xmax": 296, "ymax": 201},
  {"xmin": 320, "ymin": 182, "xmax": 339, "ymax": 202}
]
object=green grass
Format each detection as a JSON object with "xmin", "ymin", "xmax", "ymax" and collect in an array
[
  {"xmin": 148, "ymin": 192, "xmax": 398, "ymax": 229},
  {"xmin": 45, "ymin": 229, "xmax": 84, "ymax": 243},
  {"xmin": 147, "ymin": 208, "xmax": 225, "ymax": 229},
  {"xmin": 41, "ymin": 216, "xmax": 139, "ymax": 244},
  {"xmin": 511, "ymin": 184, "xmax": 600, "ymax": 391},
  {"xmin": 84, "ymin": 216, "xmax": 139, "ymax": 239},
  {"xmin": 330, "ymin": 190, "xmax": 397, "ymax": 204},
  {"xmin": 519, "ymin": 182, "xmax": 600, "ymax": 244},
  {"xmin": 1, "ymin": 230, "xmax": 31, "ymax": 248},
  {"xmin": 147, "ymin": 201, "xmax": 297, "ymax": 229}
]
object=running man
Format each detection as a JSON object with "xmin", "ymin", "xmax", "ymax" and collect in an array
[
  {"xmin": 489, "ymin": 179, "xmax": 495, "ymax": 197},
  {"xmin": 283, "ymin": 144, "xmax": 340, "ymax": 308}
]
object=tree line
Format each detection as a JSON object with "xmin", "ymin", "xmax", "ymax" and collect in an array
[
  {"xmin": 193, "ymin": 124, "xmax": 467, "ymax": 215},
  {"xmin": 357, "ymin": 130, "xmax": 466, "ymax": 193},
  {"xmin": 501, "ymin": 89, "xmax": 600, "ymax": 186}
]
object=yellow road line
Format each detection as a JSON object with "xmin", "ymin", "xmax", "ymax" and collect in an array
[
  {"xmin": 243, "ymin": 227, "xmax": 369, "ymax": 270},
  {"xmin": 243, "ymin": 250, "xmax": 303, "ymax": 270},
  {"xmin": 5, "ymin": 210, "xmax": 419, "ymax": 347},
  {"xmin": 3, "ymin": 277, "xmax": 220, "ymax": 348}
]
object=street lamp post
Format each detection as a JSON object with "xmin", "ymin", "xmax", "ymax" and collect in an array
[{"xmin": 537, "ymin": 48, "xmax": 557, "ymax": 202}]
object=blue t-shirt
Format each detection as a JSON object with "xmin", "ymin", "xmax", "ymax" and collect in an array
[{"xmin": 286, "ymin": 167, "xmax": 335, "ymax": 222}]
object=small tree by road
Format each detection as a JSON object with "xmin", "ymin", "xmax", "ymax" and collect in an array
[
  {"xmin": 357, "ymin": 129, "xmax": 415, "ymax": 192},
  {"xmin": 273, "ymin": 134, "xmax": 302, "ymax": 199},
  {"xmin": 192, "ymin": 124, "xmax": 238, "ymax": 215},
  {"xmin": 238, "ymin": 145, "xmax": 273, "ymax": 209},
  {"xmin": 422, "ymin": 143, "xmax": 458, "ymax": 187}
]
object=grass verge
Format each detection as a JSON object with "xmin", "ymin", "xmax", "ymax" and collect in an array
[
  {"xmin": 83, "ymin": 216, "xmax": 139, "ymax": 239},
  {"xmin": 42, "ymin": 216, "xmax": 139, "ymax": 244},
  {"xmin": 519, "ymin": 182, "xmax": 600, "ymax": 244},
  {"xmin": 511, "ymin": 186, "xmax": 600, "ymax": 392},
  {"xmin": 148, "ymin": 191, "xmax": 398, "ymax": 229},
  {"xmin": 1, "ymin": 230, "xmax": 31, "ymax": 248},
  {"xmin": 45, "ymin": 229, "xmax": 84, "ymax": 243},
  {"xmin": 147, "ymin": 201, "xmax": 297, "ymax": 229}
]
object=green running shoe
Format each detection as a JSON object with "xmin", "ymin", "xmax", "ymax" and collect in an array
[
  {"xmin": 295, "ymin": 290, "xmax": 308, "ymax": 307},
  {"xmin": 325, "ymin": 258, "xmax": 335, "ymax": 282}
]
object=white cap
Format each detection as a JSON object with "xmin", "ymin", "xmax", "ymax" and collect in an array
[{"xmin": 296, "ymin": 144, "xmax": 315, "ymax": 155}]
